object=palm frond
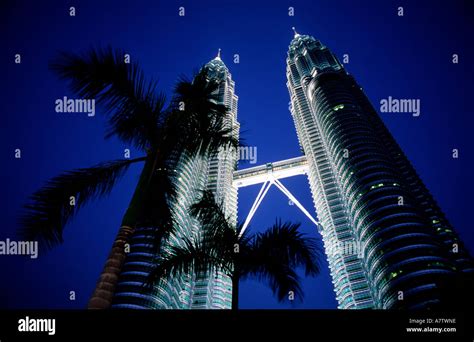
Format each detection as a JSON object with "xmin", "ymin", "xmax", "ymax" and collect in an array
[
  {"xmin": 173, "ymin": 69, "xmax": 227, "ymax": 119},
  {"xmin": 170, "ymin": 68, "xmax": 239, "ymax": 157},
  {"xmin": 146, "ymin": 237, "xmax": 228, "ymax": 288},
  {"xmin": 189, "ymin": 191, "xmax": 237, "ymax": 275},
  {"xmin": 19, "ymin": 157, "xmax": 146, "ymax": 248},
  {"xmin": 238, "ymin": 219, "xmax": 320, "ymax": 303},
  {"xmin": 241, "ymin": 262, "xmax": 304, "ymax": 302},
  {"xmin": 50, "ymin": 46, "xmax": 166, "ymax": 150},
  {"xmin": 189, "ymin": 191, "xmax": 229, "ymax": 231},
  {"xmin": 256, "ymin": 220, "xmax": 321, "ymax": 276},
  {"xmin": 190, "ymin": 121, "xmax": 240, "ymax": 157},
  {"xmin": 190, "ymin": 191, "xmax": 237, "ymax": 254},
  {"xmin": 106, "ymin": 91, "xmax": 167, "ymax": 149}
]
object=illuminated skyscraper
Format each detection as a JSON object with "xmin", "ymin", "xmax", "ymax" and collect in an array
[
  {"xmin": 112, "ymin": 51, "xmax": 239, "ymax": 309},
  {"xmin": 189, "ymin": 50, "xmax": 239, "ymax": 309},
  {"xmin": 285, "ymin": 28, "xmax": 473, "ymax": 309},
  {"xmin": 112, "ymin": 31, "xmax": 472, "ymax": 310}
]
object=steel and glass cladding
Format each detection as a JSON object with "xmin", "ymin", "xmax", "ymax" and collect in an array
[
  {"xmin": 286, "ymin": 30, "xmax": 473, "ymax": 309},
  {"xmin": 112, "ymin": 53, "xmax": 239, "ymax": 309},
  {"xmin": 109, "ymin": 31, "xmax": 472, "ymax": 310}
]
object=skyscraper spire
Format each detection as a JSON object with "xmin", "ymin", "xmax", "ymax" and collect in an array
[
  {"xmin": 292, "ymin": 26, "xmax": 300, "ymax": 38},
  {"xmin": 113, "ymin": 52, "xmax": 240, "ymax": 310},
  {"xmin": 286, "ymin": 30, "xmax": 474, "ymax": 310}
]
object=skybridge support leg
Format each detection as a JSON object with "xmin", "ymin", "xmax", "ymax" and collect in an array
[
  {"xmin": 273, "ymin": 178, "xmax": 320, "ymax": 228},
  {"xmin": 240, "ymin": 180, "xmax": 272, "ymax": 237}
]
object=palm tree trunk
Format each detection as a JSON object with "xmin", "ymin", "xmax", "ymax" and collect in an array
[
  {"xmin": 88, "ymin": 155, "xmax": 155, "ymax": 309},
  {"xmin": 231, "ymin": 275, "xmax": 239, "ymax": 310},
  {"xmin": 87, "ymin": 225, "xmax": 134, "ymax": 309}
]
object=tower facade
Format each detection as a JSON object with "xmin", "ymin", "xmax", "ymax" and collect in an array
[
  {"xmin": 112, "ymin": 52, "xmax": 239, "ymax": 309},
  {"xmin": 286, "ymin": 30, "xmax": 473, "ymax": 309},
  {"xmin": 190, "ymin": 51, "xmax": 239, "ymax": 309}
]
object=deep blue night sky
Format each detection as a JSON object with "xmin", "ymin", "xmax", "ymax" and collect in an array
[{"xmin": 1, "ymin": 0, "xmax": 473, "ymax": 309}]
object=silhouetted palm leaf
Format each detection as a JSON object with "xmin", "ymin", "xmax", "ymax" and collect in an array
[
  {"xmin": 173, "ymin": 69, "xmax": 227, "ymax": 120},
  {"xmin": 50, "ymin": 47, "xmax": 166, "ymax": 150},
  {"xmin": 190, "ymin": 191, "xmax": 232, "ymax": 235},
  {"xmin": 240, "ymin": 220, "xmax": 320, "ymax": 302},
  {"xmin": 20, "ymin": 157, "xmax": 146, "ymax": 248},
  {"xmin": 171, "ymin": 69, "xmax": 239, "ymax": 157},
  {"xmin": 22, "ymin": 48, "xmax": 247, "ymax": 309},
  {"xmin": 242, "ymin": 259, "xmax": 304, "ymax": 302},
  {"xmin": 150, "ymin": 191, "xmax": 320, "ymax": 306},
  {"xmin": 147, "ymin": 236, "xmax": 231, "ymax": 288},
  {"xmin": 249, "ymin": 220, "xmax": 320, "ymax": 277},
  {"xmin": 190, "ymin": 190, "xmax": 238, "ymax": 267}
]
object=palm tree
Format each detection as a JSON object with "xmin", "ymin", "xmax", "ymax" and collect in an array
[
  {"xmin": 19, "ymin": 47, "xmax": 238, "ymax": 309},
  {"xmin": 148, "ymin": 191, "xmax": 321, "ymax": 309}
]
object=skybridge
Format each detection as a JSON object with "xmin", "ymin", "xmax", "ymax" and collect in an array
[{"xmin": 233, "ymin": 156, "xmax": 320, "ymax": 236}]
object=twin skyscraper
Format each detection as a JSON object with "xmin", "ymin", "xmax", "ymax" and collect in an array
[{"xmin": 112, "ymin": 30, "xmax": 473, "ymax": 310}]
